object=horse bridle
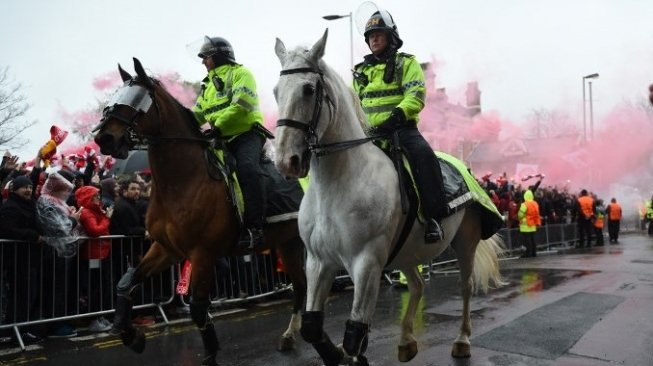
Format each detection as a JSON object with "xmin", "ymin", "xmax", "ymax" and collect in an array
[
  {"xmin": 276, "ymin": 67, "xmax": 374, "ymax": 157},
  {"xmin": 93, "ymin": 79, "xmax": 209, "ymax": 146},
  {"xmin": 92, "ymin": 80, "xmax": 157, "ymax": 146}
]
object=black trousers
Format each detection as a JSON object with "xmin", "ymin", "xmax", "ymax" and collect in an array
[
  {"xmin": 227, "ymin": 130, "xmax": 266, "ymax": 229},
  {"xmin": 594, "ymin": 226, "xmax": 604, "ymax": 246},
  {"xmin": 577, "ymin": 218, "xmax": 593, "ymax": 248},
  {"xmin": 397, "ymin": 125, "xmax": 447, "ymax": 220},
  {"xmin": 607, "ymin": 220, "xmax": 620, "ymax": 242},
  {"xmin": 520, "ymin": 231, "xmax": 537, "ymax": 257}
]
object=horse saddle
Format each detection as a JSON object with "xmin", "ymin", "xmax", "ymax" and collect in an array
[
  {"xmin": 379, "ymin": 142, "xmax": 503, "ymax": 240},
  {"xmin": 204, "ymin": 146, "xmax": 303, "ymax": 226}
]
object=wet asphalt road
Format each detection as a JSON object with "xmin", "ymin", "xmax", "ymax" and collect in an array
[{"xmin": 2, "ymin": 233, "xmax": 653, "ymax": 366}]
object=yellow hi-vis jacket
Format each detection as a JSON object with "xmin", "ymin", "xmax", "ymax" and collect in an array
[
  {"xmin": 352, "ymin": 53, "xmax": 426, "ymax": 126},
  {"xmin": 193, "ymin": 64, "xmax": 263, "ymax": 138},
  {"xmin": 518, "ymin": 190, "xmax": 541, "ymax": 233}
]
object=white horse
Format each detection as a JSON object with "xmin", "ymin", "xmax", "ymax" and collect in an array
[{"xmin": 273, "ymin": 29, "xmax": 505, "ymax": 366}]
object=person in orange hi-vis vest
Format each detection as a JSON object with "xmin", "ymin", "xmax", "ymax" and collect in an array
[
  {"xmin": 518, "ymin": 189, "xmax": 541, "ymax": 258},
  {"xmin": 593, "ymin": 199, "xmax": 606, "ymax": 246},
  {"xmin": 606, "ymin": 198, "xmax": 622, "ymax": 244},
  {"xmin": 576, "ymin": 189, "xmax": 595, "ymax": 249}
]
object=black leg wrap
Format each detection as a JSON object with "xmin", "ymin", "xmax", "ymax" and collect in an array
[
  {"xmin": 200, "ymin": 323, "xmax": 220, "ymax": 355},
  {"xmin": 313, "ymin": 333, "xmax": 344, "ymax": 366},
  {"xmin": 300, "ymin": 311, "xmax": 324, "ymax": 343},
  {"xmin": 113, "ymin": 294, "xmax": 134, "ymax": 332},
  {"xmin": 190, "ymin": 298, "xmax": 211, "ymax": 329},
  {"xmin": 301, "ymin": 311, "xmax": 343, "ymax": 366},
  {"xmin": 343, "ymin": 319, "xmax": 370, "ymax": 357}
]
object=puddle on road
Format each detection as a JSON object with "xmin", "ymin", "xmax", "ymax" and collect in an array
[{"xmin": 489, "ymin": 269, "xmax": 599, "ymax": 303}]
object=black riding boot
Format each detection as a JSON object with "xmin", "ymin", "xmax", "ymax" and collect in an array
[{"xmin": 397, "ymin": 126, "xmax": 447, "ymax": 244}]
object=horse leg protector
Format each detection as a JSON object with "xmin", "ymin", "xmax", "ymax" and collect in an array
[
  {"xmin": 190, "ymin": 298, "xmax": 211, "ymax": 329},
  {"xmin": 113, "ymin": 294, "xmax": 134, "ymax": 332},
  {"xmin": 199, "ymin": 323, "xmax": 220, "ymax": 359},
  {"xmin": 191, "ymin": 299, "xmax": 220, "ymax": 359},
  {"xmin": 113, "ymin": 267, "xmax": 138, "ymax": 332},
  {"xmin": 301, "ymin": 311, "xmax": 344, "ymax": 366},
  {"xmin": 343, "ymin": 319, "xmax": 370, "ymax": 356}
]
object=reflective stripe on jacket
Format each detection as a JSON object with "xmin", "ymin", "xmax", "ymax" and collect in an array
[
  {"xmin": 193, "ymin": 64, "xmax": 263, "ymax": 137},
  {"xmin": 352, "ymin": 53, "xmax": 426, "ymax": 126},
  {"xmin": 608, "ymin": 203, "xmax": 622, "ymax": 221}
]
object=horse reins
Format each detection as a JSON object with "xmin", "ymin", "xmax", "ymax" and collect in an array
[{"xmin": 276, "ymin": 67, "xmax": 375, "ymax": 158}]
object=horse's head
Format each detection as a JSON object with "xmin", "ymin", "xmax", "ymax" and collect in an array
[
  {"xmin": 273, "ymin": 30, "xmax": 331, "ymax": 178},
  {"xmin": 93, "ymin": 58, "xmax": 160, "ymax": 159}
]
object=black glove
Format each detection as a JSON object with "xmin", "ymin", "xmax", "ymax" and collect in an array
[{"xmin": 374, "ymin": 108, "xmax": 406, "ymax": 135}]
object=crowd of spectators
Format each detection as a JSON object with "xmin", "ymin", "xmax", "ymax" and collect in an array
[
  {"xmin": 0, "ymin": 148, "xmax": 153, "ymax": 344},
  {"xmin": 0, "ymin": 148, "xmax": 285, "ymax": 347},
  {"xmin": 477, "ymin": 171, "xmax": 626, "ymax": 250}
]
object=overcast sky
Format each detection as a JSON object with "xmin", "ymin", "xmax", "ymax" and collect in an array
[{"xmin": 2, "ymin": 0, "xmax": 652, "ymax": 159}]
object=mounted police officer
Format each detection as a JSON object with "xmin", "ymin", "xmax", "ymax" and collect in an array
[
  {"xmin": 193, "ymin": 36, "xmax": 266, "ymax": 249},
  {"xmin": 353, "ymin": 10, "xmax": 447, "ymax": 243}
]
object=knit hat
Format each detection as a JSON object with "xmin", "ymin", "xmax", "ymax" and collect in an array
[{"xmin": 11, "ymin": 175, "xmax": 32, "ymax": 191}]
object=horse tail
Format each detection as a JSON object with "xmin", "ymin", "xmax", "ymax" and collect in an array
[{"xmin": 472, "ymin": 233, "xmax": 507, "ymax": 294}]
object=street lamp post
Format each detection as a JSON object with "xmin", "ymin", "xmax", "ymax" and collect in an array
[
  {"xmin": 588, "ymin": 80, "xmax": 595, "ymax": 141},
  {"xmin": 581, "ymin": 73, "xmax": 599, "ymax": 142},
  {"xmin": 322, "ymin": 12, "xmax": 353, "ymax": 70}
]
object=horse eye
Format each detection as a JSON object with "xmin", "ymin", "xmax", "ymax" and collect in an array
[{"xmin": 302, "ymin": 84, "xmax": 315, "ymax": 96}]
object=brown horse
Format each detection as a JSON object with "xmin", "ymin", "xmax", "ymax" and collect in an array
[{"xmin": 93, "ymin": 58, "xmax": 306, "ymax": 366}]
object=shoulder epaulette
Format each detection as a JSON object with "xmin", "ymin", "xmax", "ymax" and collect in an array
[{"xmin": 397, "ymin": 52, "xmax": 415, "ymax": 59}]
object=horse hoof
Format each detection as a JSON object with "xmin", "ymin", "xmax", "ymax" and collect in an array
[
  {"xmin": 451, "ymin": 341, "xmax": 471, "ymax": 358},
  {"xmin": 398, "ymin": 340, "xmax": 418, "ymax": 362},
  {"xmin": 120, "ymin": 328, "xmax": 146, "ymax": 354},
  {"xmin": 277, "ymin": 335, "xmax": 295, "ymax": 352}
]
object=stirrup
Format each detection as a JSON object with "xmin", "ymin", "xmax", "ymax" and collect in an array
[
  {"xmin": 424, "ymin": 219, "xmax": 444, "ymax": 244},
  {"xmin": 238, "ymin": 227, "xmax": 264, "ymax": 249}
]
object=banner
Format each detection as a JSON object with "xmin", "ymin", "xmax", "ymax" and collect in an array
[{"xmin": 515, "ymin": 163, "xmax": 539, "ymax": 181}]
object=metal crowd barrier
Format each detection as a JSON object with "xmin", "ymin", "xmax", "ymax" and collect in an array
[
  {"xmin": 0, "ymin": 235, "xmax": 295, "ymax": 350},
  {"xmin": 1, "ymin": 221, "xmax": 620, "ymax": 350}
]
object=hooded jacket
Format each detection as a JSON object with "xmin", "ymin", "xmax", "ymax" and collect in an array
[
  {"xmin": 36, "ymin": 172, "xmax": 81, "ymax": 257},
  {"xmin": 518, "ymin": 189, "xmax": 541, "ymax": 232},
  {"xmin": 76, "ymin": 185, "xmax": 111, "ymax": 260}
]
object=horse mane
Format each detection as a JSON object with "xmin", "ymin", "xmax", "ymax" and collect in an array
[
  {"xmin": 285, "ymin": 46, "xmax": 371, "ymax": 135},
  {"xmin": 320, "ymin": 60, "xmax": 373, "ymax": 135}
]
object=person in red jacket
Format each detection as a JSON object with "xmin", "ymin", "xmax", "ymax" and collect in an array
[{"xmin": 76, "ymin": 185, "xmax": 113, "ymax": 333}]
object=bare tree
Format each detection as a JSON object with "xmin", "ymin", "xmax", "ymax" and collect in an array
[
  {"xmin": 525, "ymin": 108, "xmax": 579, "ymax": 138},
  {"xmin": 0, "ymin": 66, "xmax": 36, "ymax": 150}
]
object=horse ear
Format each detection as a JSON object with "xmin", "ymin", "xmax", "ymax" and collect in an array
[
  {"xmin": 133, "ymin": 57, "xmax": 155, "ymax": 89},
  {"xmin": 274, "ymin": 38, "xmax": 287, "ymax": 64},
  {"xmin": 118, "ymin": 64, "xmax": 132, "ymax": 82},
  {"xmin": 309, "ymin": 29, "xmax": 328, "ymax": 62},
  {"xmin": 133, "ymin": 58, "xmax": 147, "ymax": 79}
]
